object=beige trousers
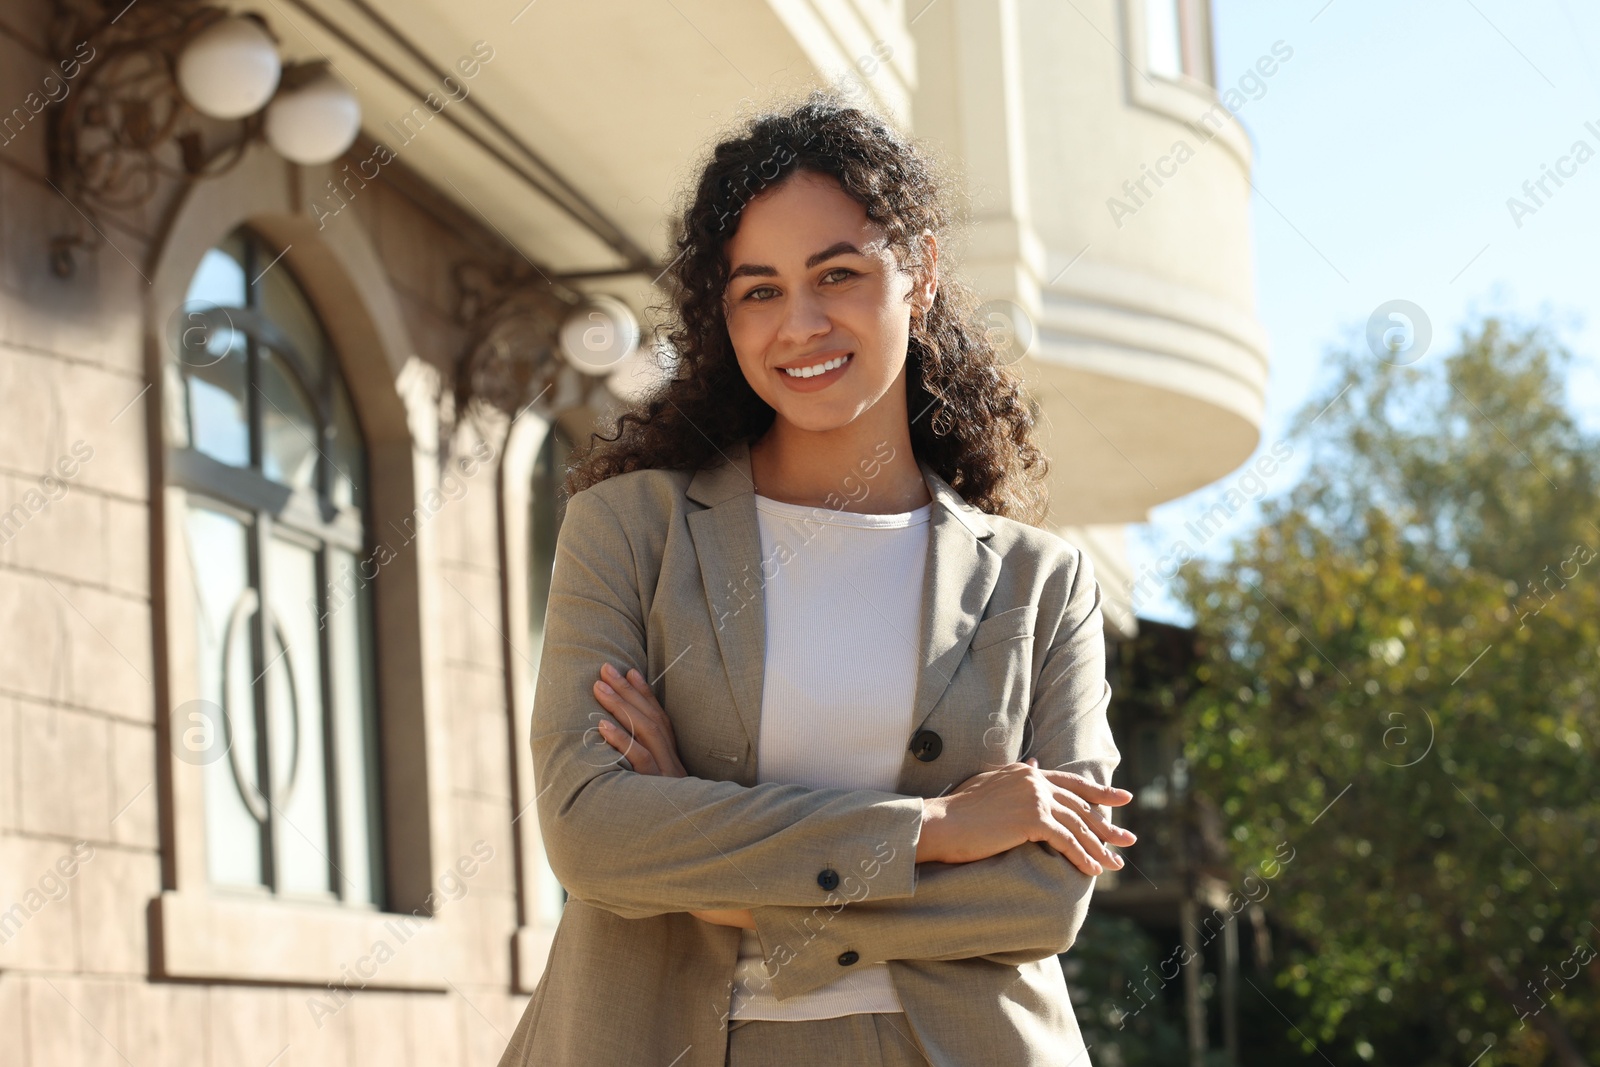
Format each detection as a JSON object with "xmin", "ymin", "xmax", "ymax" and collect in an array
[{"xmin": 724, "ymin": 1011, "xmax": 931, "ymax": 1066}]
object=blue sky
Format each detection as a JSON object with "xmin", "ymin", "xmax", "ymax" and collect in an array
[{"xmin": 1126, "ymin": 0, "xmax": 1600, "ymax": 625}]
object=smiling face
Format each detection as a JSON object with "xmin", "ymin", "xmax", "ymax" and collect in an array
[{"xmin": 721, "ymin": 169, "xmax": 935, "ymax": 438}]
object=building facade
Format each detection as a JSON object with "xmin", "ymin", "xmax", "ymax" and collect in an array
[{"xmin": 0, "ymin": 0, "xmax": 1265, "ymax": 1062}]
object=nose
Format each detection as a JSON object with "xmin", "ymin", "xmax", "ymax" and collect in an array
[{"xmin": 774, "ymin": 284, "xmax": 831, "ymax": 349}]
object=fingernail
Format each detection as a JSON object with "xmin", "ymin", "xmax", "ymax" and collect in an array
[
  {"xmin": 1111, "ymin": 855, "xmax": 1124, "ymax": 869},
  {"xmin": 629, "ymin": 668, "xmax": 644, "ymax": 684},
  {"xmin": 602, "ymin": 663, "xmax": 618, "ymax": 678},
  {"xmin": 597, "ymin": 681, "xmax": 614, "ymax": 695}
]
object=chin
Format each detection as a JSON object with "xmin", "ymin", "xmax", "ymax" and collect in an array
[{"xmin": 775, "ymin": 408, "xmax": 856, "ymax": 434}]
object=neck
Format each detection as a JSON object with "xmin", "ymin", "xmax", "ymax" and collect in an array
[{"xmin": 749, "ymin": 419, "xmax": 930, "ymax": 514}]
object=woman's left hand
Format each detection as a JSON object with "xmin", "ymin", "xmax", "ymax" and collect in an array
[{"xmin": 593, "ymin": 662, "xmax": 753, "ymax": 930}]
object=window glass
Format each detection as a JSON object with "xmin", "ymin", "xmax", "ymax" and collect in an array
[
  {"xmin": 258, "ymin": 259, "xmax": 328, "ymax": 380},
  {"xmin": 186, "ymin": 503, "xmax": 266, "ymax": 889},
  {"xmin": 185, "ymin": 239, "xmax": 248, "ymax": 309},
  {"xmin": 330, "ymin": 378, "xmax": 367, "ymax": 511},
  {"xmin": 259, "ymin": 349, "xmax": 319, "ymax": 491},
  {"xmin": 1144, "ymin": 0, "xmax": 1183, "ymax": 78},
  {"xmin": 266, "ymin": 535, "xmax": 334, "ymax": 897},
  {"xmin": 186, "ymin": 326, "xmax": 250, "ymax": 469},
  {"xmin": 173, "ymin": 227, "xmax": 384, "ymax": 907}
]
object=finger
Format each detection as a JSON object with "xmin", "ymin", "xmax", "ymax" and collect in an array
[
  {"xmin": 602, "ymin": 666, "xmax": 674, "ymax": 740},
  {"xmin": 627, "ymin": 668, "xmax": 680, "ymax": 742},
  {"xmin": 585, "ymin": 723, "xmax": 629, "ymax": 769},
  {"xmin": 1037, "ymin": 768, "xmax": 1133, "ymax": 807},
  {"xmin": 600, "ymin": 663, "xmax": 658, "ymax": 718},
  {"xmin": 1086, "ymin": 813, "xmax": 1137, "ymax": 847},
  {"xmin": 597, "ymin": 669, "xmax": 690, "ymax": 778},
  {"xmin": 615, "ymin": 705, "xmax": 674, "ymax": 768},
  {"xmin": 1050, "ymin": 803, "xmax": 1120, "ymax": 873},
  {"xmin": 1037, "ymin": 815, "xmax": 1103, "ymax": 876},
  {"xmin": 600, "ymin": 662, "xmax": 661, "ymax": 708},
  {"xmin": 1049, "ymin": 786, "xmax": 1138, "ymax": 846},
  {"xmin": 624, "ymin": 668, "xmax": 668, "ymax": 716},
  {"xmin": 596, "ymin": 677, "xmax": 674, "ymax": 755},
  {"xmin": 590, "ymin": 719, "xmax": 636, "ymax": 769},
  {"xmin": 593, "ymin": 682, "xmax": 668, "ymax": 768},
  {"xmin": 1058, "ymin": 799, "xmax": 1130, "ymax": 863},
  {"xmin": 597, "ymin": 719, "xmax": 661, "ymax": 775}
]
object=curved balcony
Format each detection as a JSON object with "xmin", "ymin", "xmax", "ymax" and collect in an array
[{"xmin": 912, "ymin": 0, "xmax": 1272, "ymax": 525}]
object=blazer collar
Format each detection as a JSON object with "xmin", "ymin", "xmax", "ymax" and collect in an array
[
  {"xmin": 685, "ymin": 436, "xmax": 995, "ymax": 540},
  {"xmin": 684, "ymin": 437, "xmax": 1002, "ymax": 781}
]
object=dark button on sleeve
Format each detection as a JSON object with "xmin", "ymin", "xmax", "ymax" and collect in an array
[
  {"xmin": 837, "ymin": 950, "xmax": 860, "ymax": 966},
  {"xmin": 817, "ymin": 868, "xmax": 840, "ymax": 891},
  {"xmin": 909, "ymin": 729, "xmax": 943, "ymax": 762}
]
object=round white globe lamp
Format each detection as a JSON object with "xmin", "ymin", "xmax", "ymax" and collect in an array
[
  {"xmin": 264, "ymin": 69, "xmax": 362, "ymax": 165},
  {"xmin": 176, "ymin": 16, "xmax": 281, "ymax": 120},
  {"xmin": 559, "ymin": 295, "xmax": 640, "ymax": 376}
]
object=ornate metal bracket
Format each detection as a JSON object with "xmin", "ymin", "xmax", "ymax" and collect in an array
[
  {"xmin": 450, "ymin": 260, "xmax": 597, "ymax": 438},
  {"xmin": 45, "ymin": 0, "xmax": 296, "ymax": 277}
]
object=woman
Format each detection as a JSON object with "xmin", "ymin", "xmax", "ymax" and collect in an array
[{"xmin": 496, "ymin": 91, "xmax": 1134, "ymax": 1067}]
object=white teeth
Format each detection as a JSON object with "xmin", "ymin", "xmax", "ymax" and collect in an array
[{"xmin": 781, "ymin": 354, "xmax": 851, "ymax": 378}]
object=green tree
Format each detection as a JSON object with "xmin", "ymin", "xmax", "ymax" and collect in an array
[{"xmin": 1173, "ymin": 316, "xmax": 1600, "ymax": 1066}]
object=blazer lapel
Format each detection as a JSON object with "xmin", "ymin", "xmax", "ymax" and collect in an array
[
  {"xmin": 906, "ymin": 460, "xmax": 1002, "ymax": 741},
  {"xmin": 685, "ymin": 440, "xmax": 767, "ymax": 759},
  {"xmin": 684, "ymin": 438, "xmax": 1002, "ymax": 783}
]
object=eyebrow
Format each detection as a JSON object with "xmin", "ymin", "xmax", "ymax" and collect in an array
[{"xmin": 727, "ymin": 241, "xmax": 867, "ymax": 283}]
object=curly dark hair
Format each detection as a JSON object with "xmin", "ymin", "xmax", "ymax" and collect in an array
[{"xmin": 564, "ymin": 87, "xmax": 1050, "ymax": 524}]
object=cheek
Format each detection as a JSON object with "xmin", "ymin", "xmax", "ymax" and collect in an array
[
  {"xmin": 857, "ymin": 299, "xmax": 911, "ymax": 366},
  {"xmin": 724, "ymin": 305, "xmax": 769, "ymax": 355},
  {"xmin": 725, "ymin": 320, "xmax": 780, "ymax": 398},
  {"xmin": 725, "ymin": 320, "xmax": 764, "ymax": 373},
  {"xmin": 856, "ymin": 277, "xmax": 912, "ymax": 335}
]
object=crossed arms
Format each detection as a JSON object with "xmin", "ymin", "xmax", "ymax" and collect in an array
[{"xmin": 530, "ymin": 487, "xmax": 1121, "ymax": 1000}]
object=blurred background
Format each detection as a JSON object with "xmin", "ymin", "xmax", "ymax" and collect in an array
[{"xmin": 0, "ymin": 0, "xmax": 1594, "ymax": 1063}]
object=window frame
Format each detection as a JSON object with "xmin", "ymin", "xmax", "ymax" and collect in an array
[
  {"xmin": 147, "ymin": 154, "xmax": 451, "ymax": 990},
  {"xmin": 499, "ymin": 412, "xmax": 575, "ymax": 993},
  {"xmin": 1120, "ymin": 0, "xmax": 1252, "ymax": 176},
  {"xmin": 169, "ymin": 226, "xmax": 386, "ymax": 909}
]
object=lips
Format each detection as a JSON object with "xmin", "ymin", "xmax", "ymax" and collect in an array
[
  {"xmin": 774, "ymin": 351, "xmax": 853, "ymax": 393},
  {"xmin": 779, "ymin": 352, "xmax": 852, "ymax": 378}
]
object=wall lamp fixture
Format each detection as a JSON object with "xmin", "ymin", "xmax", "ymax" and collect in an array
[{"xmin": 48, "ymin": 0, "xmax": 361, "ymax": 276}]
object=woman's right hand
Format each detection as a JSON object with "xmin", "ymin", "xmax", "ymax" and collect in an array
[{"xmin": 916, "ymin": 757, "xmax": 1136, "ymax": 876}]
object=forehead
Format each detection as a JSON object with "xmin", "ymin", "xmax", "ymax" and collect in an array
[{"xmin": 723, "ymin": 171, "xmax": 886, "ymax": 265}]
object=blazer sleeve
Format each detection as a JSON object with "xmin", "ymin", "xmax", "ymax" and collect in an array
[
  {"xmin": 745, "ymin": 544, "xmax": 1121, "ymax": 1001},
  {"xmin": 531, "ymin": 486, "xmax": 927, "ymax": 919}
]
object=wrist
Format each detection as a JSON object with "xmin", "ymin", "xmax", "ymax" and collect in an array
[{"xmin": 916, "ymin": 795, "xmax": 948, "ymax": 864}]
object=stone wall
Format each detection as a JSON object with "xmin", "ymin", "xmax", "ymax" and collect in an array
[{"xmin": 0, "ymin": 2, "xmax": 544, "ymax": 1061}]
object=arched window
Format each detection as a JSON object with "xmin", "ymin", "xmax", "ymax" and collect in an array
[
  {"xmin": 527, "ymin": 424, "xmax": 574, "ymax": 924},
  {"xmin": 169, "ymin": 226, "xmax": 385, "ymax": 907}
]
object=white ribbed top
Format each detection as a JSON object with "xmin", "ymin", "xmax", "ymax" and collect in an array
[{"xmin": 728, "ymin": 491, "xmax": 932, "ymax": 1021}]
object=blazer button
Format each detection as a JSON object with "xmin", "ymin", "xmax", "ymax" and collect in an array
[
  {"xmin": 909, "ymin": 729, "xmax": 943, "ymax": 762},
  {"xmin": 817, "ymin": 868, "xmax": 840, "ymax": 891},
  {"xmin": 838, "ymin": 950, "xmax": 860, "ymax": 966}
]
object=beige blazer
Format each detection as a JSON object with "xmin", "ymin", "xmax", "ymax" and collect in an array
[{"xmin": 496, "ymin": 437, "xmax": 1120, "ymax": 1067}]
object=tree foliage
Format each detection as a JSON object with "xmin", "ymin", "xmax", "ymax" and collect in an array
[{"xmin": 1173, "ymin": 316, "xmax": 1600, "ymax": 1066}]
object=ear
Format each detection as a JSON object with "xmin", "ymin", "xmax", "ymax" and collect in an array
[{"xmin": 913, "ymin": 230, "xmax": 938, "ymax": 317}]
